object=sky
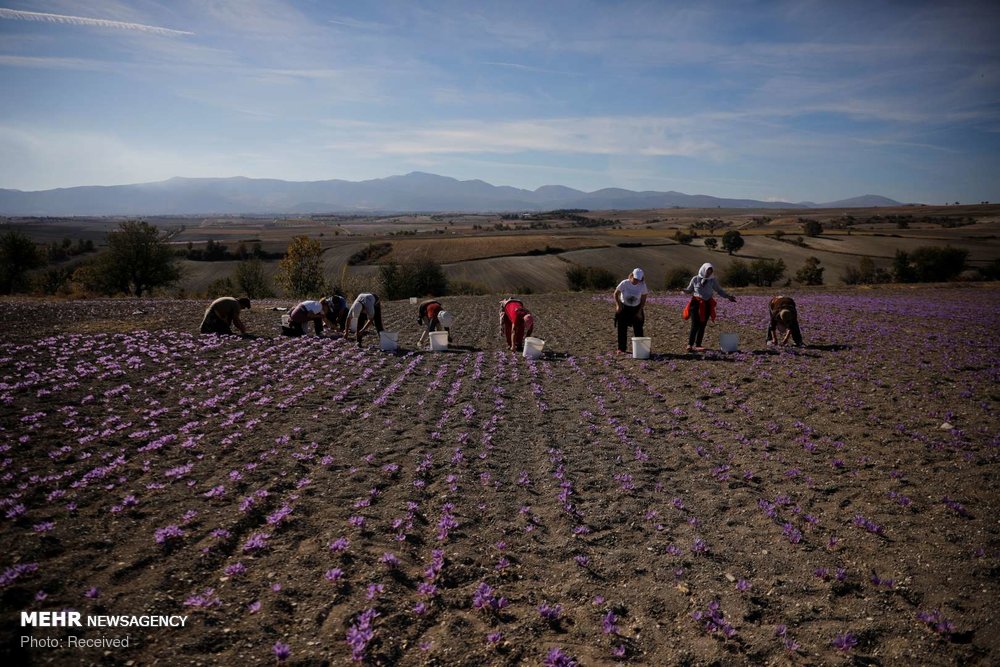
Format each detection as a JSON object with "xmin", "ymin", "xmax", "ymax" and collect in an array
[{"xmin": 0, "ymin": 1, "xmax": 998, "ymax": 204}]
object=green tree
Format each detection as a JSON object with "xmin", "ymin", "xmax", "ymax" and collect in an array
[
  {"xmin": 721, "ymin": 230, "xmax": 745, "ymax": 255},
  {"xmin": 0, "ymin": 230, "xmax": 44, "ymax": 294},
  {"xmin": 749, "ymin": 258, "xmax": 786, "ymax": 287},
  {"xmin": 722, "ymin": 259, "xmax": 752, "ymax": 287},
  {"xmin": 801, "ymin": 219, "xmax": 823, "ymax": 237},
  {"xmin": 703, "ymin": 237, "xmax": 718, "ymax": 250},
  {"xmin": 90, "ymin": 220, "xmax": 179, "ymax": 296},
  {"xmin": 664, "ymin": 266, "xmax": 692, "ymax": 290},
  {"xmin": 908, "ymin": 246, "xmax": 968, "ymax": 282},
  {"xmin": 892, "ymin": 250, "xmax": 917, "ymax": 283},
  {"xmin": 795, "ymin": 256, "xmax": 824, "ymax": 285},
  {"xmin": 379, "ymin": 258, "xmax": 449, "ymax": 299},
  {"xmin": 566, "ymin": 265, "xmax": 616, "ymax": 291},
  {"xmin": 275, "ymin": 236, "xmax": 325, "ymax": 297},
  {"xmin": 234, "ymin": 258, "xmax": 274, "ymax": 298}
]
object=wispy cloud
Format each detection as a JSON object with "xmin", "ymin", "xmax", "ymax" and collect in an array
[
  {"xmin": 322, "ymin": 116, "xmax": 720, "ymax": 158},
  {"xmin": 0, "ymin": 8, "xmax": 193, "ymax": 37}
]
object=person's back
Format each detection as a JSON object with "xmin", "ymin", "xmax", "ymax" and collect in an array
[
  {"xmin": 767, "ymin": 296, "xmax": 802, "ymax": 346},
  {"xmin": 201, "ymin": 296, "xmax": 250, "ymax": 334}
]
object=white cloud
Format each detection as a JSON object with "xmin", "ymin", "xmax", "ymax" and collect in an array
[
  {"xmin": 0, "ymin": 8, "xmax": 193, "ymax": 37},
  {"xmin": 321, "ymin": 116, "xmax": 721, "ymax": 158}
]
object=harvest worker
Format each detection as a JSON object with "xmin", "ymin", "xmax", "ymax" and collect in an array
[
  {"xmin": 766, "ymin": 295, "xmax": 803, "ymax": 347},
  {"xmin": 344, "ymin": 292, "xmax": 384, "ymax": 345},
  {"xmin": 283, "ymin": 296, "xmax": 347, "ymax": 337},
  {"xmin": 614, "ymin": 268, "xmax": 649, "ymax": 355},
  {"xmin": 200, "ymin": 296, "xmax": 251, "ymax": 335},
  {"xmin": 499, "ymin": 297, "xmax": 534, "ymax": 352},
  {"xmin": 417, "ymin": 299, "xmax": 454, "ymax": 345},
  {"xmin": 680, "ymin": 263, "xmax": 736, "ymax": 352}
]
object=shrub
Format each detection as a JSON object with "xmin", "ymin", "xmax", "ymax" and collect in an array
[
  {"xmin": 348, "ymin": 242, "xmax": 392, "ymax": 265},
  {"xmin": 566, "ymin": 265, "xmax": 617, "ymax": 291},
  {"xmin": 842, "ymin": 257, "xmax": 891, "ymax": 285},
  {"xmin": 703, "ymin": 237, "xmax": 718, "ymax": 250},
  {"xmin": 664, "ymin": 267, "xmax": 692, "ymax": 290},
  {"xmin": 380, "ymin": 258, "xmax": 449, "ymax": 299},
  {"xmin": 795, "ymin": 257, "xmax": 824, "ymax": 285},
  {"xmin": 749, "ymin": 258, "xmax": 786, "ymax": 287},
  {"xmin": 0, "ymin": 230, "xmax": 44, "ymax": 294},
  {"xmin": 908, "ymin": 246, "xmax": 968, "ymax": 282},
  {"xmin": 722, "ymin": 259, "xmax": 752, "ymax": 287},
  {"xmin": 234, "ymin": 258, "xmax": 274, "ymax": 298}
]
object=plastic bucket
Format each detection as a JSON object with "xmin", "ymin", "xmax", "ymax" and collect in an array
[
  {"xmin": 523, "ymin": 337, "xmax": 545, "ymax": 359},
  {"xmin": 379, "ymin": 331, "xmax": 399, "ymax": 351},
  {"xmin": 438, "ymin": 310, "xmax": 455, "ymax": 328},
  {"xmin": 632, "ymin": 337, "xmax": 651, "ymax": 360},
  {"xmin": 429, "ymin": 331, "xmax": 449, "ymax": 351},
  {"xmin": 281, "ymin": 314, "xmax": 291, "ymax": 328},
  {"xmin": 719, "ymin": 333, "xmax": 739, "ymax": 353},
  {"xmin": 409, "ymin": 297, "xmax": 418, "ymax": 304}
]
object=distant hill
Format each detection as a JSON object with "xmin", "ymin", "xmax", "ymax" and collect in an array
[{"xmin": 0, "ymin": 172, "xmax": 902, "ymax": 216}]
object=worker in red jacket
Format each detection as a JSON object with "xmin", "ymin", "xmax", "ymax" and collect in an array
[{"xmin": 499, "ymin": 298, "xmax": 534, "ymax": 352}]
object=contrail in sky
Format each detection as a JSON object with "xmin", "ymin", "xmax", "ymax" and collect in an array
[{"xmin": 0, "ymin": 8, "xmax": 194, "ymax": 36}]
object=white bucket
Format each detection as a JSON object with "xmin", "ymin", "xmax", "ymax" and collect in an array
[
  {"xmin": 438, "ymin": 310, "xmax": 455, "ymax": 328},
  {"xmin": 523, "ymin": 337, "xmax": 545, "ymax": 359},
  {"xmin": 632, "ymin": 337, "xmax": 651, "ymax": 360},
  {"xmin": 428, "ymin": 331, "xmax": 449, "ymax": 351},
  {"xmin": 409, "ymin": 297, "xmax": 418, "ymax": 304},
  {"xmin": 719, "ymin": 333, "xmax": 739, "ymax": 353},
  {"xmin": 379, "ymin": 331, "xmax": 399, "ymax": 351},
  {"xmin": 281, "ymin": 314, "xmax": 291, "ymax": 328}
]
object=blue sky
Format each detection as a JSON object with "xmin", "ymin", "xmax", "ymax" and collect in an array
[{"xmin": 0, "ymin": 1, "xmax": 998, "ymax": 203}]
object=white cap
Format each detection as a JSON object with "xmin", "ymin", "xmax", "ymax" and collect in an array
[{"xmin": 632, "ymin": 268, "xmax": 644, "ymax": 280}]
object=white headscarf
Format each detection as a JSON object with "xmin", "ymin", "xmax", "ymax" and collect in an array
[{"xmin": 697, "ymin": 263, "xmax": 714, "ymax": 279}]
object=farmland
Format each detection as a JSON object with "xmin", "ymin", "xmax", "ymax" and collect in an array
[
  {"xmin": 1, "ymin": 287, "xmax": 998, "ymax": 665},
  {"xmin": 4, "ymin": 203, "xmax": 999, "ymax": 295}
]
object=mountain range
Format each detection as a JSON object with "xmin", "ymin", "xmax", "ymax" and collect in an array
[{"xmin": 0, "ymin": 172, "xmax": 902, "ymax": 216}]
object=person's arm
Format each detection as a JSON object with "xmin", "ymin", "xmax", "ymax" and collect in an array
[
  {"xmin": 681, "ymin": 278, "xmax": 695, "ymax": 295},
  {"xmin": 613, "ymin": 289, "xmax": 623, "ymax": 312},
  {"xmin": 638, "ymin": 293, "xmax": 647, "ymax": 313},
  {"xmin": 511, "ymin": 319, "xmax": 522, "ymax": 350},
  {"xmin": 231, "ymin": 312, "xmax": 247, "ymax": 334},
  {"xmin": 714, "ymin": 280, "xmax": 736, "ymax": 302}
]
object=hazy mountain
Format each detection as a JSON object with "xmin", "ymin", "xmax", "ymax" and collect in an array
[
  {"xmin": 816, "ymin": 195, "xmax": 904, "ymax": 208},
  {"xmin": 0, "ymin": 172, "xmax": 901, "ymax": 216}
]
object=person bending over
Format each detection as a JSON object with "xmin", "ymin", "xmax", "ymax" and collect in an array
[
  {"xmin": 766, "ymin": 295, "xmax": 803, "ymax": 347},
  {"xmin": 499, "ymin": 297, "xmax": 535, "ymax": 352},
  {"xmin": 344, "ymin": 293, "xmax": 384, "ymax": 346},
  {"xmin": 200, "ymin": 296, "xmax": 251, "ymax": 335}
]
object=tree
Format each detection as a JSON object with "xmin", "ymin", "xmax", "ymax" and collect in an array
[
  {"xmin": 722, "ymin": 259, "xmax": 752, "ymax": 287},
  {"xmin": 566, "ymin": 265, "xmax": 616, "ymax": 291},
  {"xmin": 795, "ymin": 256, "xmax": 824, "ymax": 285},
  {"xmin": 749, "ymin": 258, "xmax": 786, "ymax": 287},
  {"xmin": 275, "ymin": 236, "xmax": 325, "ymax": 297},
  {"xmin": 664, "ymin": 266, "xmax": 692, "ymax": 290},
  {"xmin": 892, "ymin": 250, "xmax": 917, "ymax": 283},
  {"xmin": 842, "ymin": 256, "xmax": 891, "ymax": 285},
  {"xmin": 234, "ymin": 258, "xmax": 273, "ymax": 298},
  {"xmin": 703, "ymin": 237, "xmax": 718, "ymax": 250},
  {"xmin": 908, "ymin": 246, "xmax": 968, "ymax": 282},
  {"xmin": 801, "ymin": 219, "xmax": 823, "ymax": 237},
  {"xmin": 379, "ymin": 258, "xmax": 449, "ymax": 299},
  {"xmin": 90, "ymin": 220, "xmax": 179, "ymax": 296},
  {"xmin": 721, "ymin": 230, "xmax": 744, "ymax": 255},
  {"xmin": 0, "ymin": 230, "xmax": 44, "ymax": 294}
]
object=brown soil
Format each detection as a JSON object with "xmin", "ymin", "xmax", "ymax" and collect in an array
[{"xmin": 1, "ymin": 288, "xmax": 997, "ymax": 666}]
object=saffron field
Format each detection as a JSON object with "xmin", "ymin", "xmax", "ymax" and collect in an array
[{"xmin": 1, "ymin": 288, "xmax": 998, "ymax": 665}]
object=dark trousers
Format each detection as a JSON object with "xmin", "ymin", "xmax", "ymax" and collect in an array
[
  {"xmin": 617, "ymin": 305, "xmax": 644, "ymax": 352},
  {"xmin": 200, "ymin": 312, "xmax": 232, "ymax": 335},
  {"xmin": 689, "ymin": 316, "xmax": 708, "ymax": 347}
]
